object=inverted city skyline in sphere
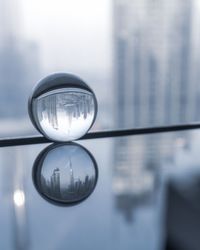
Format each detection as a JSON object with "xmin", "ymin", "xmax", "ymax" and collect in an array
[
  {"xmin": 32, "ymin": 143, "xmax": 98, "ymax": 205},
  {"xmin": 28, "ymin": 73, "xmax": 98, "ymax": 142}
]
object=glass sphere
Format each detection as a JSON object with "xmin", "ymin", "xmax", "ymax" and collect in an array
[
  {"xmin": 32, "ymin": 143, "xmax": 98, "ymax": 205},
  {"xmin": 28, "ymin": 73, "xmax": 98, "ymax": 141}
]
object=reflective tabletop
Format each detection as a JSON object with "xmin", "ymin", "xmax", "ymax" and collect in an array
[{"xmin": 1, "ymin": 130, "xmax": 200, "ymax": 250}]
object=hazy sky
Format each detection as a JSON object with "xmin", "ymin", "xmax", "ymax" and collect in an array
[{"xmin": 20, "ymin": 0, "xmax": 112, "ymax": 74}]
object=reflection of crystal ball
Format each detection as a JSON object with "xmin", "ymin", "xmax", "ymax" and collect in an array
[
  {"xmin": 32, "ymin": 143, "xmax": 98, "ymax": 205},
  {"xmin": 28, "ymin": 73, "xmax": 98, "ymax": 141}
]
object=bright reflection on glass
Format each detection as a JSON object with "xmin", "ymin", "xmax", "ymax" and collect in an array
[
  {"xmin": 13, "ymin": 190, "xmax": 25, "ymax": 207},
  {"xmin": 33, "ymin": 142, "xmax": 98, "ymax": 205}
]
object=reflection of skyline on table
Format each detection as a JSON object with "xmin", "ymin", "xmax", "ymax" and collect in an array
[
  {"xmin": 1, "ymin": 134, "xmax": 200, "ymax": 250},
  {"xmin": 40, "ymin": 158, "xmax": 96, "ymax": 201},
  {"xmin": 113, "ymin": 137, "xmax": 160, "ymax": 222}
]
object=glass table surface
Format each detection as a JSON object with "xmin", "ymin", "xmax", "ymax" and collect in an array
[{"xmin": 1, "ymin": 130, "xmax": 200, "ymax": 250}]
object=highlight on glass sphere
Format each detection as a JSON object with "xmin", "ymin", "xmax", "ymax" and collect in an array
[
  {"xmin": 32, "ymin": 142, "xmax": 98, "ymax": 205},
  {"xmin": 28, "ymin": 73, "xmax": 98, "ymax": 142}
]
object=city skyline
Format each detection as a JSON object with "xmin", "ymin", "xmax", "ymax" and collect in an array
[
  {"xmin": 114, "ymin": 0, "xmax": 200, "ymax": 128},
  {"xmin": 113, "ymin": 0, "xmax": 200, "ymax": 221},
  {"xmin": 0, "ymin": 0, "xmax": 112, "ymax": 135},
  {"xmin": 40, "ymin": 163, "xmax": 96, "ymax": 202},
  {"xmin": 0, "ymin": 0, "xmax": 40, "ymax": 118},
  {"xmin": 2, "ymin": 1, "xmax": 200, "ymax": 249}
]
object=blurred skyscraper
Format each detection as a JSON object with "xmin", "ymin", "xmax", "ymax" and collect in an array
[
  {"xmin": 0, "ymin": 0, "xmax": 40, "ymax": 118},
  {"xmin": 113, "ymin": 0, "xmax": 200, "ymax": 220},
  {"xmin": 114, "ymin": 0, "xmax": 200, "ymax": 128}
]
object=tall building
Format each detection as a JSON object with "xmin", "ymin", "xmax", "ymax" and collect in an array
[
  {"xmin": 113, "ymin": 0, "xmax": 200, "ymax": 220},
  {"xmin": 114, "ymin": 0, "xmax": 200, "ymax": 128},
  {"xmin": 50, "ymin": 168, "xmax": 61, "ymax": 197},
  {"xmin": 0, "ymin": 0, "xmax": 40, "ymax": 118}
]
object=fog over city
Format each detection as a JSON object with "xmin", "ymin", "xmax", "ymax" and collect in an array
[
  {"xmin": 20, "ymin": 0, "xmax": 112, "ymax": 73},
  {"xmin": 0, "ymin": 0, "xmax": 113, "ymax": 136},
  {"xmin": 1, "ymin": 1, "xmax": 200, "ymax": 249}
]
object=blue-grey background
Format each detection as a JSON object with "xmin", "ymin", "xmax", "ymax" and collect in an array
[{"xmin": 1, "ymin": 1, "xmax": 200, "ymax": 249}]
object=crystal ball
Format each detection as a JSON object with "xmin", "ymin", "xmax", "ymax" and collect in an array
[
  {"xmin": 32, "ymin": 142, "xmax": 98, "ymax": 205},
  {"xmin": 28, "ymin": 73, "xmax": 98, "ymax": 141}
]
